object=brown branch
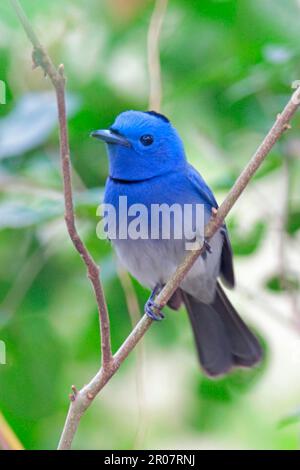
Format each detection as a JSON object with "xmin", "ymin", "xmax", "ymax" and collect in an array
[
  {"xmin": 56, "ymin": 83, "xmax": 300, "ymax": 450},
  {"xmin": 11, "ymin": 0, "xmax": 300, "ymax": 451},
  {"xmin": 56, "ymin": 86, "xmax": 300, "ymax": 448},
  {"xmin": 10, "ymin": 0, "xmax": 112, "ymax": 371}
]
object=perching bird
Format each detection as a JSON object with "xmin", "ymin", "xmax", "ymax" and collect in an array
[{"xmin": 91, "ymin": 110, "xmax": 262, "ymax": 377}]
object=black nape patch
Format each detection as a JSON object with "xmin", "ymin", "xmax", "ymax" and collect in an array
[{"xmin": 144, "ymin": 110, "xmax": 170, "ymax": 123}]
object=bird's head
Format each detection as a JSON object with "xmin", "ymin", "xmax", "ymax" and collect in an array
[{"xmin": 91, "ymin": 110, "xmax": 186, "ymax": 181}]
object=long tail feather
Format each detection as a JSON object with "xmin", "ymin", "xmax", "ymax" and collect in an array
[{"xmin": 182, "ymin": 284, "xmax": 262, "ymax": 377}]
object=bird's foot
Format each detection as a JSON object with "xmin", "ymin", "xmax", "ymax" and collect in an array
[
  {"xmin": 203, "ymin": 238, "xmax": 212, "ymax": 254},
  {"xmin": 145, "ymin": 284, "xmax": 164, "ymax": 321},
  {"xmin": 201, "ymin": 238, "xmax": 212, "ymax": 260},
  {"xmin": 145, "ymin": 299, "xmax": 165, "ymax": 321}
]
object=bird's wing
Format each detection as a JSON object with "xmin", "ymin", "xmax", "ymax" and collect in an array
[
  {"xmin": 219, "ymin": 227, "xmax": 235, "ymax": 288},
  {"xmin": 186, "ymin": 164, "xmax": 235, "ymax": 288},
  {"xmin": 187, "ymin": 164, "xmax": 218, "ymax": 209}
]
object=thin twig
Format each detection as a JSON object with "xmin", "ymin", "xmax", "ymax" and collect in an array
[
  {"xmin": 147, "ymin": 0, "xmax": 168, "ymax": 111},
  {"xmin": 11, "ymin": 0, "xmax": 300, "ymax": 451},
  {"xmin": 58, "ymin": 87, "xmax": 300, "ymax": 449},
  {"xmin": 10, "ymin": 0, "xmax": 112, "ymax": 371}
]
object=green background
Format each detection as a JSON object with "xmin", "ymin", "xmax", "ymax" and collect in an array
[{"xmin": 0, "ymin": 0, "xmax": 300, "ymax": 450}]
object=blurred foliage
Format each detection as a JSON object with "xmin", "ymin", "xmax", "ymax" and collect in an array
[
  {"xmin": 278, "ymin": 408, "xmax": 300, "ymax": 429},
  {"xmin": 265, "ymin": 273, "xmax": 300, "ymax": 293},
  {"xmin": 286, "ymin": 209, "xmax": 300, "ymax": 236},
  {"xmin": 0, "ymin": 0, "xmax": 300, "ymax": 450},
  {"xmin": 227, "ymin": 218, "xmax": 266, "ymax": 256}
]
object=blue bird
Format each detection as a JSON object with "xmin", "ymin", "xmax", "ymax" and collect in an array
[{"xmin": 91, "ymin": 110, "xmax": 262, "ymax": 377}]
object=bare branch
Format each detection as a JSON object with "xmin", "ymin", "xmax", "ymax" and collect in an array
[
  {"xmin": 11, "ymin": 0, "xmax": 300, "ymax": 451},
  {"xmin": 147, "ymin": 0, "xmax": 168, "ymax": 111},
  {"xmin": 10, "ymin": 0, "xmax": 112, "ymax": 370},
  {"xmin": 59, "ymin": 83, "xmax": 300, "ymax": 449}
]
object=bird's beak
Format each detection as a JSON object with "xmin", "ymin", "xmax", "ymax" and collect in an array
[{"xmin": 90, "ymin": 129, "xmax": 131, "ymax": 147}]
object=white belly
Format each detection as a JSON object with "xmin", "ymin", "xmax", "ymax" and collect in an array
[{"xmin": 112, "ymin": 230, "xmax": 223, "ymax": 303}]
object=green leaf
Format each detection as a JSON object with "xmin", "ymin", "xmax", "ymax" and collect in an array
[
  {"xmin": 286, "ymin": 210, "xmax": 300, "ymax": 236},
  {"xmin": 0, "ymin": 188, "xmax": 104, "ymax": 230},
  {"xmin": 0, "ymin": 199, "xmax": 64, "ymax": 229},
  {"xmin": 0, "ymin": 92, "xmax": 80, "ymax": 159}
]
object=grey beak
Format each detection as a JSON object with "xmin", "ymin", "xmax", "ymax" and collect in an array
[{"xmin": 90, "ymin": 129, "xmax": 131, "ymax": 147}]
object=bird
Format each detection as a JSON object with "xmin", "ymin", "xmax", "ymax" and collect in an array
[{"xmin": 91, "ymin": 110, "xmax": 262, "ymax": 377}]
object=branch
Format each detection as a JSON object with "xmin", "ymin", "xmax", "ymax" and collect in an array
[
  {"xmin": 57, "ymin": 84, "xmax": 300, "ymax": 449},
  {"xmin": 10, "ymin": 0, "xmax": 112, "ymax": 370},
  {"xmin": 11, "ymin": 0, "xmax": 300, "ymax": 451}
]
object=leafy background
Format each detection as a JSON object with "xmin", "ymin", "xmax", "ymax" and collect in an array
[{"xmin": 0, "ymin": 0, "xmax": 300, "ymax": 450}]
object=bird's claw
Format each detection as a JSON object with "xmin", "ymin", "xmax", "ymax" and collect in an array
[
  {"xmin": 204, "ymin": 238, "xmax": 212, "ymax": 254},
  {"xmin": 145, "ymin": 299, "xmax": 164, "ymax": 321},
  {"xmin": 145, "ymin": 284, "xmax": 165, "ymax": 321}
]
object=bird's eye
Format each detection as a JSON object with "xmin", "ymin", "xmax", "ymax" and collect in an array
[{"xmin": 140, "ymin": 134, "xmax": 154, "ymax": 146}]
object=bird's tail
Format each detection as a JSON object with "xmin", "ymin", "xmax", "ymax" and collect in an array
[{"xmin": 182, "ymin": 284, "xmax": 262, "ymax": 377}]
